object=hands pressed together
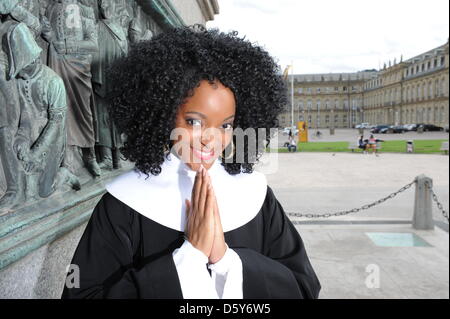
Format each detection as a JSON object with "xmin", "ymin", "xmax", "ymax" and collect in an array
[{"xmin": 185, "ymin": 165, "xmax": 227, "ymax": 264}]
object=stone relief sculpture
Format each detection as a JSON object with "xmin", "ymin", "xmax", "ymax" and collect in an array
[
  {"xmin": 43, "ymin": 0, "xmax": 101, "ymax": 178},
  {"xmin": 1, "ymin": 0, "xmax": 44, "ymax": 208},
  {"xmin": 115, "ymin": 0, "xmax": 133, "ymax": 39},
  {"xmin": 91, "ymin": 0, "xmax": 127, "ymax": 170},
  {"xmin": 5, "ymin": 22, "xmax": 80, "ymax": 202},
  {"xmin": 129, "ymin": 4, "xmax": 153, "ymax": 43},
  {"xmin": 1, "ymin": 0, "xmax": 42, "ymax": 36},
  {"xmin": 16, "ymin": 0, "xmax": 51, "ymax": 65},
  {"xmin": 1, "ymin": 0, "xmax": 160, "ymax": 211},
  {"xmin": 0, "ymin": 19, "xmax": 22, "ymax": 209}
]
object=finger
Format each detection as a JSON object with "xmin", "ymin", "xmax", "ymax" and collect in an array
[
  {"xmin": 185, "ymin": 199, "xmax": 192, "ymax": 237},
  {"xmin": 198, "ymin": 167, "xmax": 209, "ymax": 219},
  {"xmin": 193, "ymin": 165, "xmax": 203, "ymax": 214},
  {"xmin": 210, "ymin": 185, "xmax": 223, "ymax": 234},
  {"xmin": 204, "ymin": 182, "xmax": 215, "ymax": 229}
]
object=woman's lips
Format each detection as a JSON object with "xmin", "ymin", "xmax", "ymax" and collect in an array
[{"xmin": 191, "ymin": 146, "xmax": 215, "ymax": 160}]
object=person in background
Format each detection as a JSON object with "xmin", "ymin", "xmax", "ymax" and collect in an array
[{"xmin": 358, "ymin": 135, "xmax": 367, "ymax": 154}]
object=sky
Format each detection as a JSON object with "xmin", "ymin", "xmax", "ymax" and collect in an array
[{"xmin": 206, "ymin": 0, "xmax": 449, "ymax": 74}]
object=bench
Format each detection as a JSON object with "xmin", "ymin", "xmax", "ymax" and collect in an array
[{"xmin": 441, "ymin": 141, "xmax": 449, "ymax": 155}]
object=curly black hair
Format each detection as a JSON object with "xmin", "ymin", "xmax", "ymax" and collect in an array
[{"xmin": 107, "ymin": 26, "xmax": 287, "ymax": 177}]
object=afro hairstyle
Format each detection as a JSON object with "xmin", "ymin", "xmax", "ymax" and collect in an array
[{"xmin": 107, "ymin": 26, "xmax": 287, "ymax": 177}]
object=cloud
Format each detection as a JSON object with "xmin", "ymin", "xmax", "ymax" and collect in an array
[{"xmin": 207, "ymin": 0, "xmax": 449, "ymax": 73}]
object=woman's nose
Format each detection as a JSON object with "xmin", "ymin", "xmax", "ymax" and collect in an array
[{"xmin": 200, "ymin": 127, "xmax": 221, "ymax": 149}]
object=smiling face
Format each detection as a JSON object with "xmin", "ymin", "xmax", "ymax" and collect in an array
[{"xmin": 172, "ymin": 79, "xmax": 236, "ymax": 171}]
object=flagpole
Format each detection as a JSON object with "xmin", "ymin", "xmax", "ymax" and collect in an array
[{"xmin": 291, "ymin": 61, "xmax": 294, "ymax": 129}]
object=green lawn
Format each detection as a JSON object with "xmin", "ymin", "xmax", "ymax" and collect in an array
[{"xmin": 267, "ymin": 139, "xmax": 449, "ymax": 154}]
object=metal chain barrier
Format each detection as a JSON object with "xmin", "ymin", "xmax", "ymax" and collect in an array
[
  {"xmin": 287, "ymin": 180, "xmax": 416, "ymax": 219},
  {"xmin": 425, "ymin": 181, "xmax": 449, "ymax": 222}
]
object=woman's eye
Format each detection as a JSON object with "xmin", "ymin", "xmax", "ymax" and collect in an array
[
  {"xmin": 186, "ymin": 119, "xmax": 202, "ymax": 126},
  {"xmin": 222, "ymin": 123, "xmax": 233, "ymax": 130}
]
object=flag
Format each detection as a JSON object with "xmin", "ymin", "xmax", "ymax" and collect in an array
[{"xmin": 283, "ymin": 65, "xmax": 291, "ymax": 81}]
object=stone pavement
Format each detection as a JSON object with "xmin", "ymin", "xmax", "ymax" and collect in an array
[
  {"xmin": 257, "ymin": 152, "xmax": 449, "ymax": 298},
  {"xmin": 0, "ymin": 152, "xmax": 448, "ymax": 299}
]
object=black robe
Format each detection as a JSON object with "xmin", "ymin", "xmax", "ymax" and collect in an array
[{"xmin": 61, "ymin": 185, "xmax": 321, "ymax": 299}]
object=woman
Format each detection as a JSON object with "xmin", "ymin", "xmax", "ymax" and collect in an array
[{"xmin": 61, "ymin": 26, "xmax": 320, "ymax": 299}]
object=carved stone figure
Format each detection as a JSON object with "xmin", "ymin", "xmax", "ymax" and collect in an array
[
  {"xmin": 5, "ymin": 22, "xmax": 80, "ymax": 202},
  {"xmin": 1, "ymin": 0, "xmax": 44, "ymax": 209},
  {"xmin": 43, "ymin": 0, "xmax": 101, "ymax": 177},
  {"xmin": 91, "ymin": 0, "xmax": 127, "ymax": 170},
  {"xmin": 16, "ymin": 0, "xmax": 50, "ymax": 64},
  {"xmin": 129, "ymin": 4, "xmax": 153, "ymax": 43},
  {"xmin": 0, "ymin": 19, "xmax": 23, "ymax": 209}
]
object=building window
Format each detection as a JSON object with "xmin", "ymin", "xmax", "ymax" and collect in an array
[
  {"xmin": 441, "ymin": 56, "xmax": 445, "ymax": 66},
  {"xmin": 317, "ymin": 87, "xmax": 321, "ymax": 93},
  {"xmin": 334, "ymin": 87, "xmax": 339, "ymax": 92},
  {"xmin": 298, "ymin": 88, "xmax": 303, "ymax": 94},
  {"xmin": 343, "ymin": 86, "xmax": 347, "ymax": 91}
]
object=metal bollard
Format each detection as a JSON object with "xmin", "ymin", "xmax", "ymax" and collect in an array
[{"xmin": 413, "ymin": 174, "xmax": 434, "ymax": 230}]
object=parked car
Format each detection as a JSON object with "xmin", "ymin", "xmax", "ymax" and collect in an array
[
  {"xmin": 355, "ymin": 122, "xmax": 371, "ymax": 129},
  {"xmin": 418, "ymin": 124, "xmax": 444, "ymax": 132},
  {"xmin": 388, "ymin": 125, "xmax": 406, "ymax": 133},
  {"xmin": 379, "ymin": 126, "xmax": 390, "ymax": 134},
  {"xmin": 402, "ymin": 124, "xmax": 418, "ymax": 131},
  {"xmin": 371, "ymin": 125, "xmax": 389, "ymax": 133},
  {"xmin": 282, "ymin": 127, "xmax": 299, "ymax": 135}
]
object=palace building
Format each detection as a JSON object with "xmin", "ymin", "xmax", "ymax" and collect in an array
[{"xmin": 281, "ymin": 41, "xmax": 449, "ymax": 129}]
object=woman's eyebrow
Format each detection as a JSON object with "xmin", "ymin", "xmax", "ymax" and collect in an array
[
  {"xmin": 223, "ymin": 115, "xmax": 235, "ymax": 121},
  {"xmin": 185, "ymin": 111, "xmax": 206, "ymax": 119},
  {"xmin": 185, "ymin": 112, "xmax": 235, "ymax": 121}
]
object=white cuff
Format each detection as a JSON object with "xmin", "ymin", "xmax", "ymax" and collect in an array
[
  {"xmin": 172, "ymin": 240, "xmax": 218, "ymax": 299},
  {"xmin": 207, "ymin": 245, "xmax": 243, "ymax": 299}
]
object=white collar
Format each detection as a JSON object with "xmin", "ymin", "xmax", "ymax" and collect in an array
[{"xmin": 105, "ymin": 152, "xmax": 267, "ymax": 232}]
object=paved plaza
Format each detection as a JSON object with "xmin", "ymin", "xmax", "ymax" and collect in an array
[
  {"xmin": 0, "ymin": 151, "xmax": 448, "ymax": 299},
  {"xmin": 257, "ymin": 151, "xmax": 449, "ymax": 298}
]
